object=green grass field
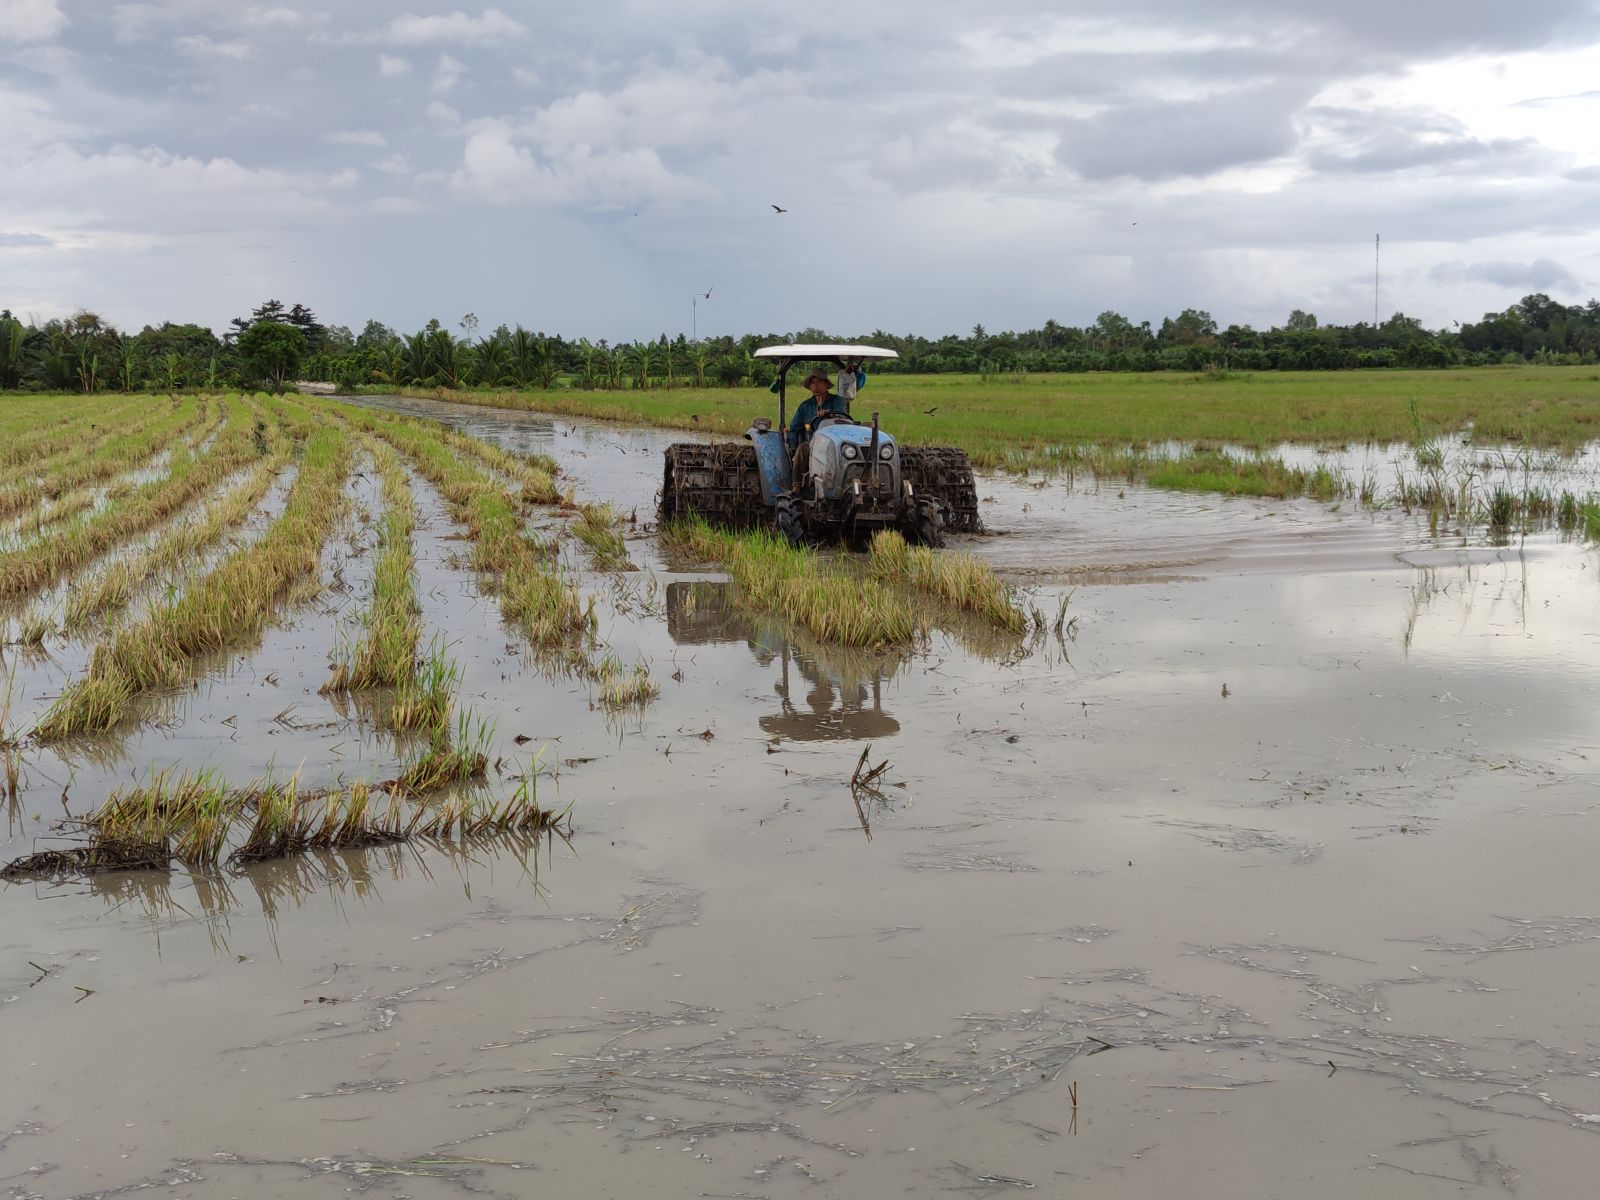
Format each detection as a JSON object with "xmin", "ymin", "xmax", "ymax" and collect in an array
[{"xmin": 397, "ymin": 367, "xmax": 1600, "ymax": 472}]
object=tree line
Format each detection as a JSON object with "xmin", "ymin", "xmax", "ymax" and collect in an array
[{"xmin": 3, "ymin": 293, "xmax": 1598, "ymax": 394}]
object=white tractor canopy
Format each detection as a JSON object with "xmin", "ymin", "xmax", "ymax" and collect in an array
[{"xmin": 753, "ymin": 344, "xmax": 899, "ymax": 361}]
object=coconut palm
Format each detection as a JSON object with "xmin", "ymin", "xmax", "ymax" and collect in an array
[{"xmin": 473, "ymin": 333, "xmax": 511, "ymax": 387}]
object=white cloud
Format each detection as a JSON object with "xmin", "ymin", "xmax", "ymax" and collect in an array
[
  {"xmin": 448, "ymin": 124, "xmax": 712, "ymax": 209},
  {"xmin": 175, "ymin": 34, "xmax": 254, "ymax": 60},
  {"xmin": 381, "ymin": 7, "xmax": 525, "ymax": 46},
  {"xmin": 370, "ymin": 153, "xmax": 412, "ymax": 176},
  {"xmin": 5, "ymin": 142, "xmax": 338, "ymax": 235},
  {"xmin": 242, "ymin": 5, "xmax": 316, "ymax": 28},
  {"xmin": 432, "ymin": 54, "xmax": 465, "ymax": 94},
  {"xmin": 3, "ymin": 0, "xmax": 67, "ymax": 42},
  {"xmin": 426, "ymin": 100, "xmax": 461, "ymax": 126},
  {"xmin": 371, "ymin": 196, "xmax": 429, "ymax": 215},
  {"xmin": 323, "ymin": 129, "xmax": 387, "ymax": 146},
  {"xmin": 521, "ymin": 56, "xmax": 807, "ymax": 154},
  {"xmin": 1, "ymin": 85, "xmax": 81, "ymax": 151},
  {"xmin": 378, "ymin": 54, "xmax": 412, "ymax": 77}
]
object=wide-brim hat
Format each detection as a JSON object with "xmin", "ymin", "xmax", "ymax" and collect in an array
[{"xmin": 802, "ymin": 367, "xmax": 831, "ymax": 385}]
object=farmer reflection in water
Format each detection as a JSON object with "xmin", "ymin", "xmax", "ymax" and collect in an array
[{"xmin": 786, "ymin": 367, "xmax": 850, "ymax": 479}]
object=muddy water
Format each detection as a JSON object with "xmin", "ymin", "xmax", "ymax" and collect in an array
[{"xmin": 3, "ymin": 395, "xmax": 1598, "ymax": 1199}]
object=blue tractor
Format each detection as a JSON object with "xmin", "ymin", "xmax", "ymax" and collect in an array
[{"xmin": 660, "ymin": 344, "xmax": 980, "ymax": 548}]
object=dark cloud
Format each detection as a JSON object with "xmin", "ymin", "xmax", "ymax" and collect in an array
[
  {"xmin": 1309, "ymin": 133, "xmax": 1539, "ymax": 175},
  {"xmin": 1430, "ymin": 258, "xmax": 1581, "ymax": 291},
  {"xmin": 1055, "ymin": 82, "xmax": 1310, "ymax": 181}
]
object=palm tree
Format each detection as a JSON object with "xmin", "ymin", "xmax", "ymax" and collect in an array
[
  {"xmin": 402, "ymin": 331, "xmax": 432, "ymax": 385},
  {"xmin": 533, "ymin": 336, "xmax": 557, "ymax": 389},
  {"xmin": 473, "ymin": 333, "xmax": 511, "ymax": 387},
  {"xmin": 690, "ymin": 344, "xmax": 711, "ymax": 388},
  {"xmin": 509, "ymin": 326, "xmax": 538, "ymax": 387}
]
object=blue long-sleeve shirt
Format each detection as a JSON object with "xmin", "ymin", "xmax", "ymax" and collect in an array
[{"xmin": 787, "ymin": 392, "xmax": 850, "ymax": 448}]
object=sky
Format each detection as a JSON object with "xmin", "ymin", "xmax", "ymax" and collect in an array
[{"xmin": 3, "ymin": 0, "xmax": 1599, "ymax": 342}]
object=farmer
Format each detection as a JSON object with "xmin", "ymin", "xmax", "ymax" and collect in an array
[{"xmin": 786, "ymin": 367, "xmax": 852, "ymax": 477}]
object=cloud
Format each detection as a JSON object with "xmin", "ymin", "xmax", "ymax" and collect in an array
[
  {"xmin": 323, "ymin": 129, "xmax": 387, "ymax": 147},
  {"xmin": 5, "ymin": 0, "xmax": 67, "ymax": 42},
  {"xmin": 448, "ymin": 125, "xmax": 711, "ymax": 209},
  {"xmin": 370, "ymin": 153, "xmax": 411, "ymax": 175},
  {"xmin": 0, "ymin": 231, "xmax": 55, "ymax": 248},
  {"xmin": 6, "ymin": 142, "xmax": 339, "ymax": 234},
  {"xmin": 1429, "ymin": 258, "xmax": 1581, "ymax": 292},
  {"xmin": 379, "ymin": 7, "xmax": 525, "ymax": 46},
  {"xmin": 175, "ymin": 34, "xmax": 254, "ymax": 60},
  {"xmin": 425, "ymin": 100, "xmax": 460, "ymax": 126},
  {"xmin": 242, "ymin": 5, "xmax": 318, "ymax": 28},
  {"xmin": 1515, "ymin": 87, "xmax": 1600, "ymax": 106},
  {"xmin": 1055, "ymin": 82, "xmax": 1310, "ymax": 180},
  {"xmin": 371, "ymin": 196, "xmax": 429, "ymax": 215},
  {"xmin": 432, "ymin": 54, "xmax": 464, "ymax": 94},
  {"xmin": 378, "ymin": 54, "xmax": 411, "ymax": 76},
  {"xmin": 1300, "ymin": 105, "xmax": 1541, "ymax": 175}
]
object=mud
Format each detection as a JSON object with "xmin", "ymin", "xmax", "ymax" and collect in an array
[{"xmin": 2, "ymin": 394, "xmax": 1598, "ymax": 1199}]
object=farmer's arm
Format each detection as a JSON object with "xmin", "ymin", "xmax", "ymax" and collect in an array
[{"xmin": 787, "ymin": 399, "xmax": 812, "ymax": 448}]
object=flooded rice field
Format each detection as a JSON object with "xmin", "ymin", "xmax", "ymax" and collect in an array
[{"xmin": 4, "ymin": 393, "xmax": 1599, "ymax": 1198}]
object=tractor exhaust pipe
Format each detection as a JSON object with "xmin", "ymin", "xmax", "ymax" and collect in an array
[{"xmin": 868, "ymin": 411, "xmax": 880, "ymax": 489}]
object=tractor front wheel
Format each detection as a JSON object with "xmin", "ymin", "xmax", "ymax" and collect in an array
[
  {"xmin": 907, "ymin": 497, "xmax": 947, "ymax": 549},
  {"xmin": 775, "ymin": 494, "xmax": 805, "ymax": 545}
]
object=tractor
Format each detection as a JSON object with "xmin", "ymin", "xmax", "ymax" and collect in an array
[{"xmin": 660, "ymin": 344, "xmax": 980, "ymax": 548}]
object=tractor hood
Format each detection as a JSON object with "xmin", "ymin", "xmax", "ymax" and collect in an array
[{"xmin": 809, "ymin": 424, "xmax": 900, "ymax": 500}]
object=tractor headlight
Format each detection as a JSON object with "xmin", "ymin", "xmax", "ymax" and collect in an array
[
  {"xmin": 841, "ymin": 443, "xmax": 859, "ymax": 460},
  {"xmin": 879, "ymin": 443, "xmax": 894, "ymax": 461}
]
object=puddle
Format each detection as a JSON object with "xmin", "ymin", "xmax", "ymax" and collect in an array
[{"xmin": 2, "ymin": 395, "xmax": 1598, "ymax": 1198}]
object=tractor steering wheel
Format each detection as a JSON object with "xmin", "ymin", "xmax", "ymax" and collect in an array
[{"xmin": 811, "ymin": 412, "xmax": 855, "ymax": 432}]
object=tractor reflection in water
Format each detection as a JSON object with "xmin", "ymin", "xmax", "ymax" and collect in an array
[{"xmin": 665, "ymin": 582, "xmax": 901, "ymax": 743}]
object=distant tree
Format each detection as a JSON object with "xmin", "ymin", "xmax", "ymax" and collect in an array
[
  {"xmin": 237, "ymin": 320, "xmax": 306, "ymax": 388},
  {"xmin": 1284, "ymin": 309, "xmax": 1318, "ymax": 332},
  {"xmin": 356, "ymin": 319, "xmax": 397, "ymax": 351},
  {"xmin": 1158, "ymin": 308, "xmax": 1218, "ymax": 346},
  {"xmin": 0, "ymin": 314, "xmax": 26, "ymax": 389}
]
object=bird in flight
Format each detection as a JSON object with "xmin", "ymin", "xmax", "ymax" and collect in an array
[
  {"xmin": 701, "ymin": 287, "xmax": 713, "ymax": 299},
  {"xmin": 771, "ymin": 204, "xmax": 788, "ymax": 214}
]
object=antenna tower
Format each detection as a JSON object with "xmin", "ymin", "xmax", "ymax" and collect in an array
[{"xmin": 1374, "ymin": 233, "xmax": 1380, "ymax": 326}]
